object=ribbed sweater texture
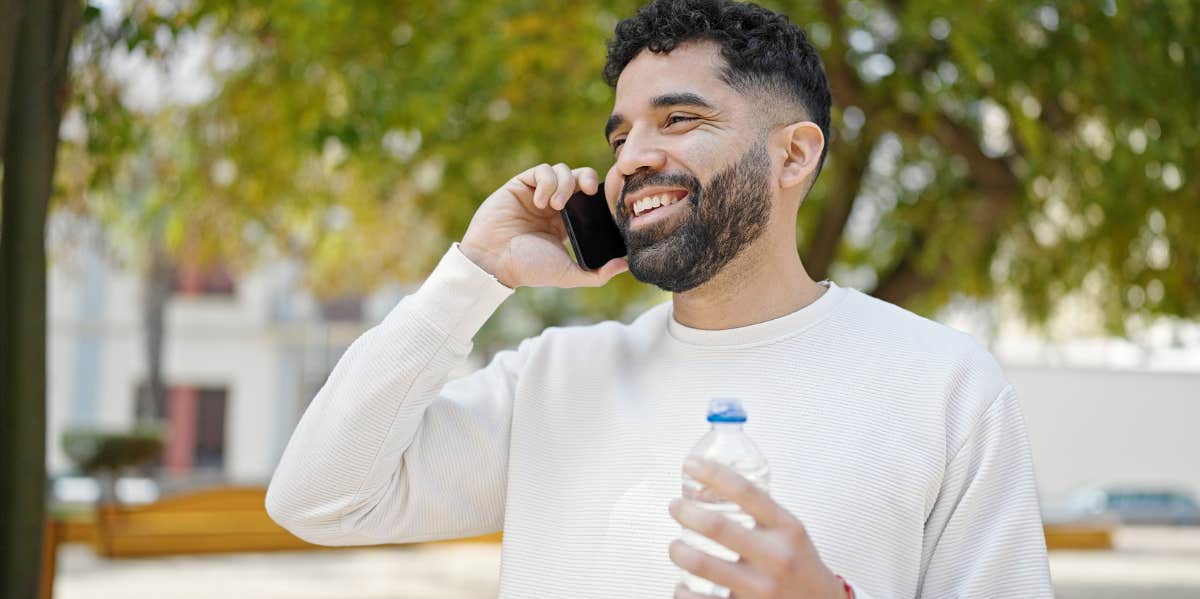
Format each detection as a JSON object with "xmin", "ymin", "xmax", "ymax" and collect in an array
[{"xmin": 267, "ymin": 244, "xmax": 1053, "ymax": 598}]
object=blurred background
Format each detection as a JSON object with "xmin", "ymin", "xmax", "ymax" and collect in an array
[{"xmin": 2, "ymin": 0, "xmax": 1197, "ymax": 598}]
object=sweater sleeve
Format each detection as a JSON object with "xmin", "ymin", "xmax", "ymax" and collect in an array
[
  {"xmin": 914, "ymin": 385, "xmax": 1054, "ymax": 598},
  {"xmin": 265, "ymin": 243, "xmax": 523, "ymax": 545}
]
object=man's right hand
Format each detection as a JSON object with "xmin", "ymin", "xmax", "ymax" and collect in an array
[{"xmin": 460, "ymin": 163, "xmax": 629, "ymax": 289}]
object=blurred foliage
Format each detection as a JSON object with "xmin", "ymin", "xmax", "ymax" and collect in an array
[
  {"xmin": 58, "ymin": 0, "xmax": 1199, "ymax": 347},
  {"xmin": 61, "ymin": 426, "xmax": 165, "ymax": 475}
]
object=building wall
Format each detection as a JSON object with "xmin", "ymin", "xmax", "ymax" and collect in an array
[
  {"xmin": 1009, "ymin": 366, "xmax": 1200, "ymax": 502},
  {"xmin": 47, "ymin": 223, "xmax": 376, "ymax": 485}
]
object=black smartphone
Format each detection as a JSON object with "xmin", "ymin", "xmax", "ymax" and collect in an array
[{"xmin": 561, "ymin": 182, "xmax": 628, "ymax": 270}]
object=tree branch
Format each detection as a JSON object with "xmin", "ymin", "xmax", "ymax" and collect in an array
[
  {"xmin": 49, "ymin": 0, "xmax": 78, "ymax": 114},
  {"xmin": 873, "ymin": 111, "xmax": 1021, "ymax": 306},
  {"xmin": 879, "ymin": 0, "xmax": 906, "ymax": 16},
  {"xmin": 819, "ymin": 0, "xmax": 870, "ymax": 111},
  {"xmin": 871, "ymin": 232, "xmax": 938, "ymax": 306}
]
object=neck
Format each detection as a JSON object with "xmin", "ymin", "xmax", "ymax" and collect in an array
[{"xmin": 669, "ymin": 236, "xmax": 826, "ymax": 331}]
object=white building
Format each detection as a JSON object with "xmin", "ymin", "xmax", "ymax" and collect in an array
[
  {"xmin": 47, "ymin": 217, "xmax": 405, "ymax": 487},
  {"xmin": 47, "ymin": 216, "xmax": 1200, "ymax": 503}
]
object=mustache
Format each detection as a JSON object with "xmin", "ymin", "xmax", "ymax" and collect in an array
[{"xmin": 620, "ymin": 170, "xmax": 700, "ymax": 205}]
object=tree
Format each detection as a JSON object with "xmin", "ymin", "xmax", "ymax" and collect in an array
[
  {"xmin": 785, "ymin": 0, "xmax": 1199, "ymax": 330},
  {"xmin": 1, "ymin": 0, "xmax": 81, "ymax": 596},
  {"xmin": 58, "ymin": 0, "xmax": 1200, "ymax": 355},
  {"xmin": 62, "ymin": 0, "xmax": 1199, "ymax": 348}
]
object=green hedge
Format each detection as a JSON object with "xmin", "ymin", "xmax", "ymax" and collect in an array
[{"xmin": 61, "ymin": 427, "xmax": 166, "ymax": 475}]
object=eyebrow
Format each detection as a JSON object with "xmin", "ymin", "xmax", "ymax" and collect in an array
[{"xmin": 604, "ymin": 92, "xmax": 716, "ymax": 142}]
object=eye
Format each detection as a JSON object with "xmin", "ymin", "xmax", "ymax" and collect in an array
[{"xmin": 667, "ymin": 114, "xmax": 698, "ymax": 126}]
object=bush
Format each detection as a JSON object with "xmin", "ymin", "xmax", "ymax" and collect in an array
[{"xmin": 61, "ymin": 427, "xmax": 166, "ymax": 476}]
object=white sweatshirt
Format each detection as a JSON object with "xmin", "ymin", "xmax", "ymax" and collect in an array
[{"xmin": 266, "ymin": 244, "xmax": 1053, "ymax": 598}]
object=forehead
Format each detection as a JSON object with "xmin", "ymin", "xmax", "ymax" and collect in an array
[{"xmin": 612, "ymin": 40, "xmax": 739, "ymax": 114}]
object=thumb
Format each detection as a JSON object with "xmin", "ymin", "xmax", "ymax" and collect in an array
[
  {"xmin": 563, "ymin": 257, "xmax": 629, "ymax": 288},
  {"xmin": 596, "ymin": 257, "xmax": 630, "ymax": 282}
]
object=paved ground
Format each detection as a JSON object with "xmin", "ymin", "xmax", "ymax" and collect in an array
[
  {"xmin": 55, "ymin": 527, "xmax": 1200, "ymax": 598},
  {"xmin": 54, "ymin": 543, "xmax": 501, "ymax": 599},
  {"xmin": 1050, "ymin": 526, "xmax": 1200, "ymax": 599}
]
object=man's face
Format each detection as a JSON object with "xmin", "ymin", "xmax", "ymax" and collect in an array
[{"xmin": 604, "ymin": 41, "xmax": 774, "ymax": 293}]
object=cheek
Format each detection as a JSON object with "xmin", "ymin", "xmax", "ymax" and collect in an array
[
  {"xmin": 694, "ymin": 144, "xmax": 726, "ymax": 167},
  {"xmin": 673, "ymin": 137, "xmax": 731, "ymax": 181}
]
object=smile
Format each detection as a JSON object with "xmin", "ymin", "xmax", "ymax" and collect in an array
[
  {"xmin": 630, "ymin": 192, "xmax": 690, "ymax": 228},
  {"xmin": 632, "ymin": 190, "xmax": 688, "ymax": 216}
]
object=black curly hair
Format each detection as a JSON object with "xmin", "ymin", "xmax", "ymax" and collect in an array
[{"xmin": 604, "ymin": 0, "xmax": 832, "ymax": 174}]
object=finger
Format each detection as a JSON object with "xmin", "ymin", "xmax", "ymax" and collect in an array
[
  {"xmin": 550, "ymin": 163, "xmax": 575, "ymax": 210},
  {"xmin": 510, "ymin": 163, "xmax": 543, "ymax": 196},
  {"xmin": 670, "ymin": 498, "xmax": 784, "ymax": 570},
  {"xmin": 683, "ymin": 458, "xmax": 788, "ymax": 529},
  {"xmin": 669, "ymin": 539, "xmax": 769, "ymax": 598},
  {"xmin": 531, "ymin": 163, "xmax": 558, "ymax": 209},
  {"xmin": 572, "ymin": 167, "xmax": 600, "ymax": 195}
]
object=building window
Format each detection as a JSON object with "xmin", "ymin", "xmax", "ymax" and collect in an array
[{"xmin": 141, "ymin": 385, "xmax": 229, "ymax": 478}]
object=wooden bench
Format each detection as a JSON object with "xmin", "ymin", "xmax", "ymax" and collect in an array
[
  {"xmin": 1043, "ymin": 523, "xmax": 1114, "ymax": 550},
  {"xmin": 94, "ymin": 486, "xmax": 318, "ymax": 557},
  {"xmin": 41, "ymin": 486, "xmax": 500, "ymax": 599}
]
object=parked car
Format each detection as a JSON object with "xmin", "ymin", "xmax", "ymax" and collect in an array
[{"xmin": 1044, "ymin": 486, "xmax": 1200, "ymax": 526}]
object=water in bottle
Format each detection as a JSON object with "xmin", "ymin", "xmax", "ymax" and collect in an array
[{"xmin": 679, "ymin": 398, "xmax": 770, "ymax": 598}]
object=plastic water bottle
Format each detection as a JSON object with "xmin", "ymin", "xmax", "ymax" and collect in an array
[{"xmin": 679, "ymin": 398, "xmax": 770, "ymax": 598}]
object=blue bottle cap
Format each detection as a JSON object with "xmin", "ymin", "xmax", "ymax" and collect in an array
[{"xmin": 706, "ymin": 398, "xmax": 747, "ymax": 423}]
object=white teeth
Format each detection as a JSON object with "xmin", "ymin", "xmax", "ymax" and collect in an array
[{"xmin": 633, "ymin": 193, "xmax": 683, "ymax": 216}]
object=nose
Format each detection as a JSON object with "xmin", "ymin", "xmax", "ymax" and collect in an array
[{"xmin": 614, "ymin": 127, "xmax": 668, "ymax": 178}]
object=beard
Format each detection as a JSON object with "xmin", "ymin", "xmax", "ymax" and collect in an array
[{"xmin": 614, "ymin": 139, "xmax": 772, "ymax": 293}]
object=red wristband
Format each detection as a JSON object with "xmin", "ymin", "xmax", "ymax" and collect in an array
[{"xmin": 835, "ymin": 574, "xmax": 854, "ymax": 598}]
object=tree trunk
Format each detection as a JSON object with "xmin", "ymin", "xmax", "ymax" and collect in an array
[
  {"xmin": 140, "ymin": 230, "xmax": 173, "ymax": 423},
  {"xmin": 0, "ymin": 0, "xmax": 23, "ymax": 149},
  {"xmin": 0, "ymin": 1, "xmax": 80, "ymax": 597}
]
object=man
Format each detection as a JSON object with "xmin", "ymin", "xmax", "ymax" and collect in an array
[{"xmin": 266, "ymin": 1, "xmax": 1053, "ymax": 597}]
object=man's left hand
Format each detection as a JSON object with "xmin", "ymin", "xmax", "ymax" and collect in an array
[{"xmin": 668, "ymin": 458, "xmax": 847, "ymax": 599}]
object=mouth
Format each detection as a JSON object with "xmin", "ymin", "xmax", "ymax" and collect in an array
[{"xmin": 625, "ymin": 188, "xmax": 690, "ymax": 227}]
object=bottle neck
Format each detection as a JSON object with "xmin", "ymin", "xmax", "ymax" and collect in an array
[{"xmin": 710, "ymin": 421, "xmax": 746, "ymax": 431}]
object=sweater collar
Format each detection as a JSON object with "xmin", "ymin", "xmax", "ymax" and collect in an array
[{"xmin": 665, "ymin": 281, "xmax": 846, "ymax": 347}]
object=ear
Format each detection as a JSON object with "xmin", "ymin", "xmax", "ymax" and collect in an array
[{"xmin": 776, "ymin": 121, "xmax": 825, "ymax": 191}]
